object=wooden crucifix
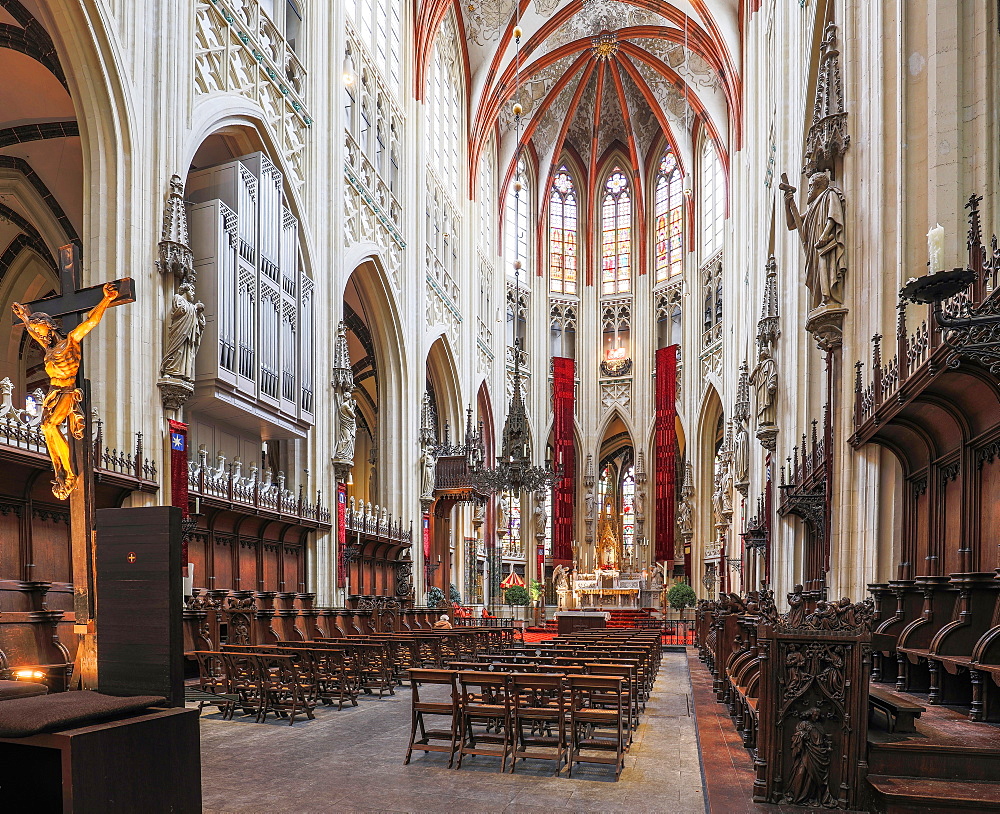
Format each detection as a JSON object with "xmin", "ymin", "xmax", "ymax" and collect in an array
[{"xmin": 11, "ymin": 243, "xmax": 134, "ymax": 688}]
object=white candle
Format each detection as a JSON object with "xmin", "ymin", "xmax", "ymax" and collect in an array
[{"xmin": 927, "ymin": 223, "xmax": 945, "ymax": 271}]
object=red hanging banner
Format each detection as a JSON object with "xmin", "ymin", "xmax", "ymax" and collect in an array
[
  {"xmin": 551, "ymin": 357, "xmax": 575, "ymax": 562},
  {"xmin": 337, "ymin": 484, "xmax": 347, "ymax": 588},
  {"xmin": 168, "ymin": 420, "xmax": 189, "ymax": 575},
  {"xmin": 654, "ymin": 346, "xmax": 678, "ymax": 564}
]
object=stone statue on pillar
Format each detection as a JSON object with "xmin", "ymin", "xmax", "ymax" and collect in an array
[
  {"xmin": 157, "ymin": 174, "xmax": 205, "ymax": 411},
  {"xmin": 419, "ymin": 444, "xmax": 436, "ymax": 501},
  {"xmin": 331, "ymin": 321, "xmax": 357, "ymax": 479},
  {"xmin": 779, "ymin": 170, "xmax": 847, "ymax": 312},
  {"xmin": 753, "ymin": 256, "xmax": 781, "ymax": 451}
]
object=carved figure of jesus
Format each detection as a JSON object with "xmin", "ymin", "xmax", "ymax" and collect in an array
[
  {"xmin": 779, "ymin": 171, "xmax": 847, "ymax": 310},
  {"xmin": 13, "ymin": 282, "xmax": 118, "ymax": 499}
]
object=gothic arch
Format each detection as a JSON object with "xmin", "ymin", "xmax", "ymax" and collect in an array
[
  {"xmin": 424, "ymin": 335, "xmax": 464, "ymax": 439},
  {"xmin": 33, "ymin": 1, "xmax": 134, "ymax": 277},
  {"xmin": 343, "ymin": 255, "xmax": 408, "ymax": 512},
  {"xmin": 184, "ymin": 109, "xmax": 313, "ymax": 263},
  {"xmin": 694, "ymin": 384, "xmax": 725, "ymax": 595}
]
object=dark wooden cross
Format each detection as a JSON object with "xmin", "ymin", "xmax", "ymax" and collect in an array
[
  {"xmin": 12, "ymin": 244, "xmax": 135, "ymax": 689},
  {"xmin": 13, "ymin": 244, "xmax": 134, "ymax": 328}
]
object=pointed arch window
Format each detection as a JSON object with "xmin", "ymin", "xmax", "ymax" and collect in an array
[
  {"xmin": 601, "ymin": 168, "xmax": 632, "ymax": 296},
  {"xmin": 549, "ymin": 167, "xmax": 578, "ymax": 295},
  {"xmin": 654, "ymin": 147, "xmax": 684, "ymax": 282},
  {"xmin": 504, "ymin": 157, "xmax": 530, "ymax": 276},
  {"xmin": 621, "ymin": 464, "xmax": 636, "ymax": 556},
  {"xmin": 700, "ymin": 139, "xmax": 725, "ymax": 259}
]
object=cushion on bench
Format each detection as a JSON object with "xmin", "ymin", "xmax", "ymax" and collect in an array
[
  {"xmin": 0, "ymin": 690, "xmax": 166, "ymax": 737},
  {"xmin": 0, "ymin": 680, "xmax": 48, "ymax": 700}
]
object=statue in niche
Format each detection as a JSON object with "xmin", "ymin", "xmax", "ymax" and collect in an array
[
  {"xmin": 496, "ymin": 494, "xmax": 510, "ymax": 536},
  {"xmin": 783, "ymin": 707, "xmax": 835, "ymax": 807},
  {"xmin": 418, "ymin": 445, "xmax": 436, "ymax": 499},
  {"xmin": 584, "ymin": 487, "xmax": 596, "ymax": 518},
  {"xmin": 720, "ymin": 466, "xmax": 733, "ymax": 515},
  {"xmin": 752, "ymin": 345, "xmax": 779, "ymax": 427},
  {"xmin": 533, "ymin": 493, "xmax": 547, "ymax": 538},
  {"xmin": 649, "ymin": 565, "xmax": 664, "ymax": 592},
  {"xmin": 334, "ymin": 390, "xmax": 357, "ymax": 463},
  {"xmin": 733, "ymin": 424, "xmax": 749, "ymax": 486},
  {"xmin": 159, "ymin": 281, "xmax": 205, "ymax": 382},
  {"xmin": 779, "ymin": 171, "xmax": 847, "ymax": 311},
  {"xmin": 676, "ymin": 495, "xmax": 693, "ymax": 537}
]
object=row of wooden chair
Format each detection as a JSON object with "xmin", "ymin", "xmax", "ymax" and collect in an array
[
  {"xmin": 193, "ymin": 650, "xmax": 317, "ymax": 725},
  {"xmin": 404, "ymin": 629, "xmax": 663, "ymax": 779},
  {"xmin": 405, "ymin": 668, "xmax": 630, "ymax": 779},
  {"xmin": 190, "ymin": 627, "xmax": 517, "ymax": 724}
]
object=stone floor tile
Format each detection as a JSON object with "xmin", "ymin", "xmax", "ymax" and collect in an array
[{"xmin": 198, "ymin": 652, "xmax": 707, "ymax": 813}]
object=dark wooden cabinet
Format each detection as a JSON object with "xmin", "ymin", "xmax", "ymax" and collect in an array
[{"xmin": 0, "ymin": 707, "xmax": 201, "ymax": 813}]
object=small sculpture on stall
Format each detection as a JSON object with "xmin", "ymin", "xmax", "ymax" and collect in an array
[
  {"xmin": 785, "ymin": 584, "xmax": 806, "ymax": 628},
  {"xmin": 782, "ymin": 707, "xmax": 835, "ymax": 807}
]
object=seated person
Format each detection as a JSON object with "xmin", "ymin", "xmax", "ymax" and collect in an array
[{"xmin": 433, "ymin": 614, "xmax": 452, "ymax": 629}]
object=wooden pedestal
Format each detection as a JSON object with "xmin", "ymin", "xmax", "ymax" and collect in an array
[{"xmin": 0, "ymin": 706, "xmax": 201, "ymax": 813}]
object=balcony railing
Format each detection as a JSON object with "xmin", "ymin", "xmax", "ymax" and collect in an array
[
  {"xmin": 344, "ymin": 497, "xmax": 411, "ymax": 545},
  {"xmin": 189, "ymin": 447, "xmax": 329, "ymax": 527},
  {"xmin": 854, "ymin": 195, "xmax": 1000, "ymax": 429}
]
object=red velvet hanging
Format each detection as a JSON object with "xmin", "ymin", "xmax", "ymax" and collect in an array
[
  {"xmin": 168, "ymin": 420, "xmax": 189, "ymax": 575},
  {"xmin": 337, "ymin": 484, "xmax": 347, "ymax": 588},
  {"xmin": 552, "ymin": 357, "xmax": 575, "ymax": 562},
  {"xmin": 654, "ymin": 346, "xmax": 678, "ymax": 564}
]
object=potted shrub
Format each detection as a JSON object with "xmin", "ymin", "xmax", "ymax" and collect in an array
[
  {"xmin": 505, "ymin": 584, "xmax": 529, "ymax": 619},
  {"xmin": 666, "ymin": 582, "xmax": 697, "ymax": 619},
  {"xmin": 426, "ymin": 585, "xmax": 445, "ymax": 609},
  {"xmin": 449, "ymin": 583, "xmax": 462, "ymax": 604}
]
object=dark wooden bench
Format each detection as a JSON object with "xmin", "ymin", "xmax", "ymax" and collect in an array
[{"xmin": 869, "ymin": 686, "xmax": 925, "ymax": 732}]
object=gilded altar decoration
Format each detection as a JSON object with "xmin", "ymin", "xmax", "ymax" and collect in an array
[
  {"xmin": 13, "ymin": 282, "xmax": 119, "ymax": 500},
  {"xmin": 596, "ymin": 504, "xmax": 621, "ymax": 570}
]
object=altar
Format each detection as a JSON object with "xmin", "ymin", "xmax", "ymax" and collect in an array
[
  {"xmin": 554, "ymin": 610, "xmax": 609, "ymax": 635},
  {"xmin": 572, "ymin": 570, "xmax": 643, "ymax": 609}
]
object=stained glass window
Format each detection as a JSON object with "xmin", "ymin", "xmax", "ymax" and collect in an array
[
  {"xmin": 601, "ymin": 168, "xmax": 632, "ymax": 296},
  {"xmin": 549, "ymin": 167, "xmax": 578, "ymax": 295},
  {"xmin": 501, "ymin": 490, "xmax": 522, "ymax": 559},
  {"xmin": 621, "ymin": 465, "xmax": 635, "ymax": 556},
  {"xmin": 654, "ymin": 147, "xmax": 684, "ymax": 282},
  {"xmin": 597, "ymin": 465, "xmax": 612, "ymax": 519}
]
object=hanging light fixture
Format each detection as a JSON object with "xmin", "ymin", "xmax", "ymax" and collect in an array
[{"xmin": 465, "ymin": 13, "xmax": 559, "ymax": 497}]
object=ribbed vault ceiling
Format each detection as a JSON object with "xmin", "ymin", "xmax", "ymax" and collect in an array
[{"xmin": 419, "ymin": 0, "xmax": 740, "ymax": 203}]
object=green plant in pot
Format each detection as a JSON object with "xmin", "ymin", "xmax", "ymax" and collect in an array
[
  {"xmin": 449, "ymin": 583, "xmax": 462, "ymax": 604},
  {"xmin": 505, "ymin": 585, "xmax": 529, "ymax": 607},
  {"xmin": 666, "ymin": 582, "xmax": 697, "ymax": 611},
  {"xmin": 426, "ymin": 586, "xmax": 445, "ymax": 608}
]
